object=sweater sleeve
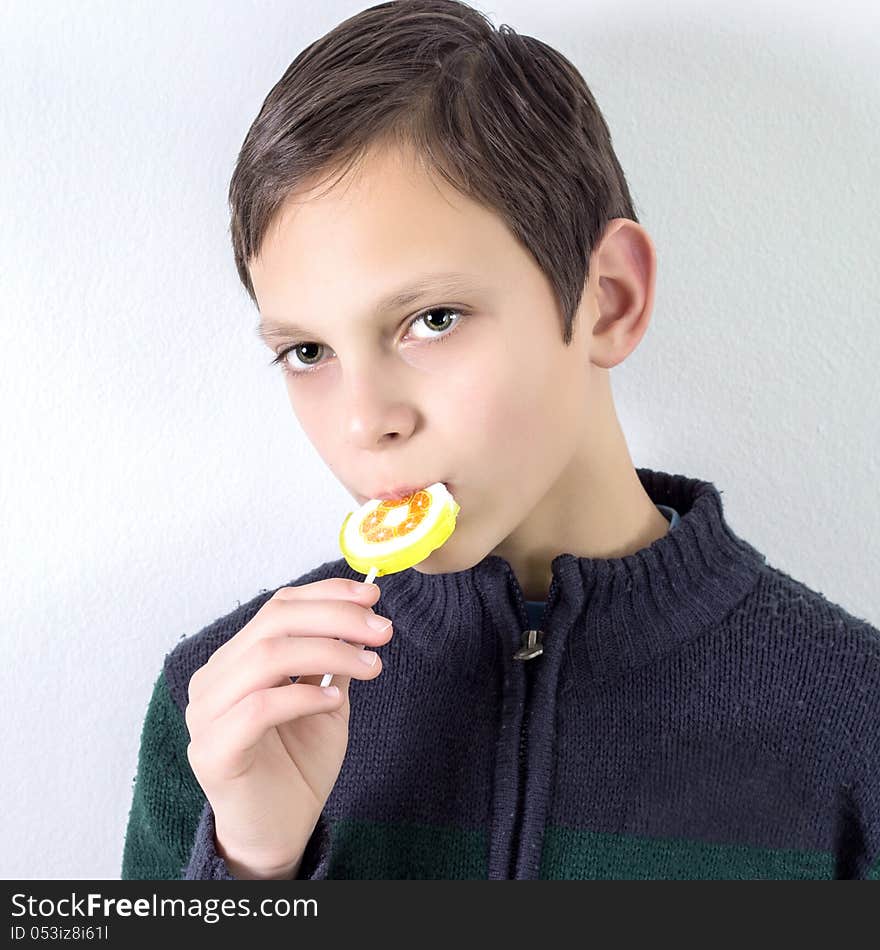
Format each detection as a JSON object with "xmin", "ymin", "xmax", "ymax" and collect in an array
[
  {"xmin": 185, "ymin": 798, "xmax": 334, "ymax": 880},
  {"xmin": 121, "ymin": 670, "xmax": 207, "ymax": 879},
  {"xmin": 851, "ymin": 767, "xmax": 880, "ymax": 879},
  {"xmin": 842, "ymin": 620, "xmax": 880, "ymax": 881},
  {"xmin": 851, "ymin": 693, "xmax": 880, "ymax": 880}
]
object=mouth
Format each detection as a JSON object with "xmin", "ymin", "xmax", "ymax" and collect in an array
[
  {"xmin": 377, "ymin": 486, "xmax": 423, "ymax": 502},
  {"xmin": 357, "ymin": 480, "xmax": 454, "ymax": 505}
]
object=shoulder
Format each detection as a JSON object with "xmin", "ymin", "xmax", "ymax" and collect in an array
[
  {"xmin": 752, "ymin": 560, "xmax": 880, "ymax": 658},
  {"xmin": 741, "ymin": 561, "xmax": 880, "ymax": 763},
  {"xmin": 160, "ymin": 557, "xmax": 351, "ymax": 714}
]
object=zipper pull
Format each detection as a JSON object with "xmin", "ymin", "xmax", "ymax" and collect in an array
[{"xmin": 513, "ymin": 628, "xmax": 544, "ymax": 660}]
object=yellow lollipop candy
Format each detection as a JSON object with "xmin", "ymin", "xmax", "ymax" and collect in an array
[
  {"xmin": 339, "ymin": 481, "xmax": 460, "ymax": 577},
  {"xmin": 319, "ymin": 481, "xmax": 460, "ymax": 688}
]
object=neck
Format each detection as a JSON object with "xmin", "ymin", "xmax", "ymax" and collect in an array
[{"xmin": 491, "ymin": 372, "xmax": 670, "ymax": 601}]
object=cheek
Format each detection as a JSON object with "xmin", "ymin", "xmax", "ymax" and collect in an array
[
  {"xmin": 445, "ymin": 351, "xmax": 537, "ymax": 448},
  {"xmin": 285, "ymin": 382, "xmax": 312, "ymax": 429},
  {"xmin": 284, "ymin": 382, "xmax": 338, "ymax": 458}
]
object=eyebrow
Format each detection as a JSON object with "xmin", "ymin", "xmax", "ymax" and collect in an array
[{"xmin": 255, "ymin": 270, "xmax": 479, "ymax": 345}]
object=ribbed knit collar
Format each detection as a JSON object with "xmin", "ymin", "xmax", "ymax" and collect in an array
[{"xmin": 334, "ymin": 468, "xmax": 769, "ymax": 684}]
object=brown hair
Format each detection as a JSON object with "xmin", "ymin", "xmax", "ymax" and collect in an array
[{"xmin": 228, "ymin": 0, "xmax": 640, "ymax": 345}]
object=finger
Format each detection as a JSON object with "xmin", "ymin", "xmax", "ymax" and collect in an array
[
  {"xmin": 189, "ymin": 681, "xmax": 345, "ymax": 783},
  {"xmin": 190, "ymin": 635, "xmax": 382, "ymax": 729},
  {"xmin": 205, "ymin": 578, "xmax": 381, "ymax": 670}
]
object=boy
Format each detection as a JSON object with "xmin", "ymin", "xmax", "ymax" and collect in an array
[{"xmin": 122, "ymin": 0, "xmax": 880, "ymax": 879}]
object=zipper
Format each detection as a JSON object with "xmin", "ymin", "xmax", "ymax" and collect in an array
[
  {"xmin": 512, "ymin": 628, "xmax": 543, "ymax": 872},
  {"xmin": 513, "ymin": 627, "xmax": 543, "ymax": 875},
  {"xmin": 504, "ymin": 563, "xmax": 560, "ymax": 877},
  {"xmin": 513, "ymin": 628, "xmax": 544, "ymax": 660}
]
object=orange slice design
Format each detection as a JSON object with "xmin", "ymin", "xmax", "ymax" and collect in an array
[{"xmin": 358, "ymin": 489, "xmax": 431, "ymax": 544}]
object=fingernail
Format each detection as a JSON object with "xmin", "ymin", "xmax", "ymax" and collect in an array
[
  {"xmin": 351, "ymin": 582, "xmax": 378, "ymax": 595},
  {"xmin": 366, "ymin": 615, "xmax": 392, "ymax": 632},
  {"xmin": 359, "ymin": 650, "xmax": 379, "ymax": 666}
]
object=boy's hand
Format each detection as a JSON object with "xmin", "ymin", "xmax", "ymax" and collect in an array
[{"xmin": 184, "ymin": 578, "xmax": 391, "ymax": 878}]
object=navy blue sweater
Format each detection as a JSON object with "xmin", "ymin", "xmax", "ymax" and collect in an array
[{"xmin": 122, "ymin": 468, "xmax": 880, "ymax": 879}]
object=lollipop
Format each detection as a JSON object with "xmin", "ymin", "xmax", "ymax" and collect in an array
[{"xmin": 319, "ymin": 481, "xmax": 459, "ymax": 687}]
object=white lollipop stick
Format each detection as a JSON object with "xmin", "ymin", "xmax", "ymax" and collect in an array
[{"xmin": 319, "ymin": 565, "xmax": 379, "ymax": 688}]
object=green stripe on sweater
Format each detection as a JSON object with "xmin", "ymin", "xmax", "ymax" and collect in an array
[
  {"xmin": 326, "ymin": 818, "xmax": 487, "ymax": 879},
  {"xmin": 539, "ymin": 825, "xmax": 836, "ymax": 879},
  {"xmin": 317, "ymin": 819, "xmax": 838, "ymax": 879}
]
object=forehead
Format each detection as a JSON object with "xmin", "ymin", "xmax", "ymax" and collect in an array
[{"xmin": 247, "ymin": 145, "xmax": 514, "ymax": 311}]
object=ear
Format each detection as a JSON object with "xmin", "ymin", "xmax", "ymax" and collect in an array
[{"xmin": 585, "ymin": 218, "xmax": 658, "ymax": 370}]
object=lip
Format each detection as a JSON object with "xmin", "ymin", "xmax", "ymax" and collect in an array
[
  {"xmin": 376, "ymin": 485, "xmax": 423, "ymax": 502},
  {"xmin": 358, "ymin": 480, "xmax": 453, "ymax": 504}
]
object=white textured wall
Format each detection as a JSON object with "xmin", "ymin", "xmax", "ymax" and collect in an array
[{"xmin": 1, "ymin": 0, "xmax": 877, "ymax": 880}]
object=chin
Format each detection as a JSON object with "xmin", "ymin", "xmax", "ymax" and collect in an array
[{"xmin": 412, "ymin": 535, "xmax": 489, "ymax": 575}]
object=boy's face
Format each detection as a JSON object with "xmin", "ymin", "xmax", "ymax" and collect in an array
[{"xmin": 249, "ymin": 143, "xmax": 614, "ymax": 580}]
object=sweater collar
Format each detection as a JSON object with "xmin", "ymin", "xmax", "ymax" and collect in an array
[{"xmin": 335, "ymin": 468, "xmax": 768, "ymax": 682}]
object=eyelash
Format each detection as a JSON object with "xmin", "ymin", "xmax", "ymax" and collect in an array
[{"xmin": 269, "ymin": 306, "xmax": 469, "ymax": 379}]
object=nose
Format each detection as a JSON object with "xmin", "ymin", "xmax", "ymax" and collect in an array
[{"xmin": 341, "ymin": 359, "xmax": 418, "ymax": 448}]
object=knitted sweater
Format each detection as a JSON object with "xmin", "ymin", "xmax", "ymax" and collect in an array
[{"xmin": 121, "ymin": 468, "xmax": 880, "ymax": 879}]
